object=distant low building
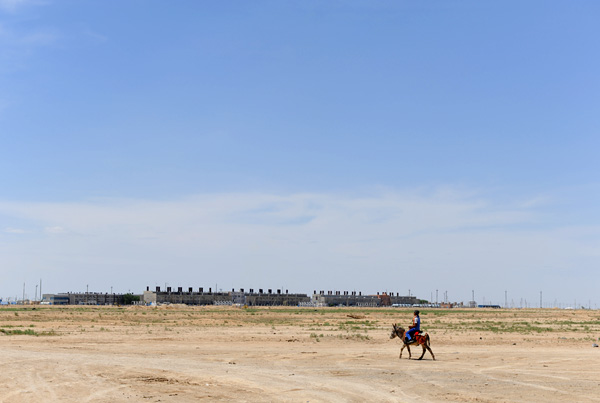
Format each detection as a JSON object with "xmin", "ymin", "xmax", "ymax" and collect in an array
[
  {"xmin": 41, "ymin": 292, "xmax": 135, "ymax": 305},
  {"xmin": 310, "ymin": 291, "xmax": 418, "ymax": 307},
  {"xmin": 312, "ymin": 290, "xmax": 380, "ymax": 307},
  {"xmin": 143, "ymin": 286, "xmax": 311, "ymax": 306}
]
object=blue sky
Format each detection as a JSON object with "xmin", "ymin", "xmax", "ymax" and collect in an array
[{"xmin": 1, "ymin": 1, "xmax": 599, "ymax": 306}]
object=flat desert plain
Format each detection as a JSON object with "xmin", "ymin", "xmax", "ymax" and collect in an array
[{"xmin": 0, "ymin": 305, "xmax": 599, "ymax": 402}]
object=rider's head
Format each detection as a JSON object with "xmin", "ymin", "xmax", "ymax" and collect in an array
[{"xmin": 414, "ymin": 310, "xmax": 420, "ymax": 316}]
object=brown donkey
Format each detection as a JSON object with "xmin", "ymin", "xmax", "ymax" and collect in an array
[{"xmin": 389, "ymin": 323, "xmax": 435, "ymax": 360}]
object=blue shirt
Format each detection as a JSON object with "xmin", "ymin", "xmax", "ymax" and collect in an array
[{"xmin": 414, "ymin": 316, "xmax": 420, "ymax": 331}]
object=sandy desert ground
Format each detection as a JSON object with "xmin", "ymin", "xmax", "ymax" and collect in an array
[{"xmin": 0, "ymin": 305, "xmax": 599, "ymax": 402}]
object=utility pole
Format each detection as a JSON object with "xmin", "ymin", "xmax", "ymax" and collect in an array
[
  {"xmin": 540, "ymin": 291, "xmax": 542, "ymax": 309},
  {"xmin": 436, "ymin": 289, "xmax": 438, "ymax": 304}
]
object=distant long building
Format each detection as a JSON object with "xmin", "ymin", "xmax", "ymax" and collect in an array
[
  {"xmin": 41, "ymin": 287, "xmax": 420, "ymax": 307},
  {"xmin": 42, "ymin": 292, "xmax": 129, "ymax": 305},
  {"xmin": 143, "ymin": 287, "xmax": 418, "ymax": 307},
  {"xmin": 311, "ymin": 291, "xmax": 418, "ymax": 307},
  {"xmin": 143, "ymin": 286, "xmax": 310, "ymax": 306}
]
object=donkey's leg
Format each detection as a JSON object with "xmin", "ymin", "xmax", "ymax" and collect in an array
[
  {"xmin": 399, "ymin": 344, "xmax": 405, "ymax": 359},
  {"xmin": 426, "ymin": 345, "xmax": 436, "ymax": 360},
  {"xmin": 418, "ymin": 344, "xmax": 426, "ymax": 360},
  {"xmin": 406, "ymin": 345, "xmax": 412, "ymax": 359}
]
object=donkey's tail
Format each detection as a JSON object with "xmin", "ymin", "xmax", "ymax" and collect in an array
[{"xmin": 426, "ymin": 333, "xmax": 431, "ymax": 347}]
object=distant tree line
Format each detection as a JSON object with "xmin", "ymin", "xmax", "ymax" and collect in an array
[{"xmin": 123, "ymin": 293, "xmax": 140, "ymax": 305}]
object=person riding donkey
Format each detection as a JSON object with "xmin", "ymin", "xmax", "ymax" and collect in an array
[{"xmin": 405, "ymin": 310, "xmax": 420, "ymax": 343}]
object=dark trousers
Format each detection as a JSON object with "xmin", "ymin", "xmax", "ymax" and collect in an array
[{"xmin": 406, "ymin": 328, "xmax": 419, "ymax": 340}]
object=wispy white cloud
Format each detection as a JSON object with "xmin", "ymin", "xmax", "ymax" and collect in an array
[
  {"xmin": 0, "ymin": 0, "xmax": 44, "ymax": 13},
  {"xmin": 44, "ymin": 226, "xmax": 66, "ymax": 234},
  {"xmin": 0, "ymin": 0, "xmax": 27, "ymax": 12},
  {"xmin": 4, "ymin": 227, "xmax": 26, "ymax": 234},
  {"xmin": 0, "ymin": 0, "xmax": 56, "ymax": 75}
]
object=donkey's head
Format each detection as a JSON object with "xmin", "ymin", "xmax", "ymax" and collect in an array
[{"xmin": 390, "ymin": 324, "xmax": 405, "ymax": 340}]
